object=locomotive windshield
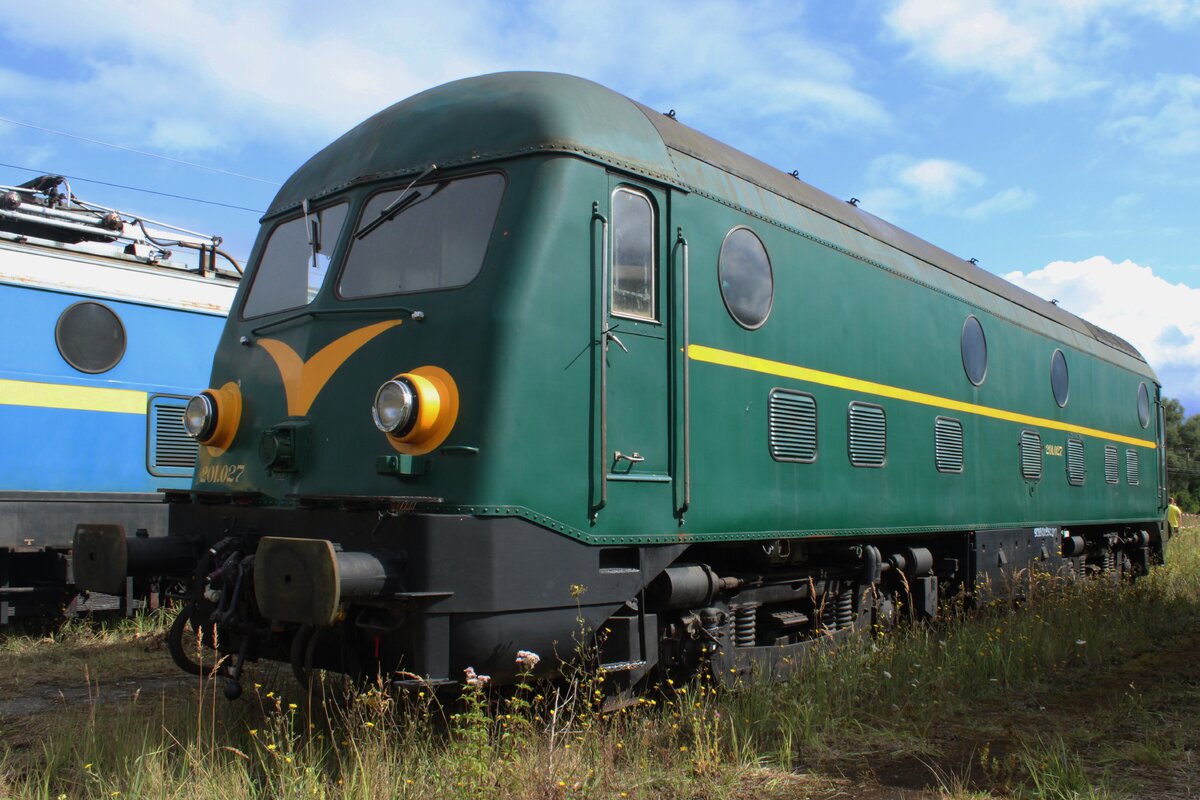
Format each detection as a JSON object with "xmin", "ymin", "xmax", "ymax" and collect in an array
[
  {"xmin": 242, "ymin": 202, "xmax": 349, "ymax": 318},
  {"xmin": 337, "ymin": 172, "xmax": 505, "ymax": 298}
]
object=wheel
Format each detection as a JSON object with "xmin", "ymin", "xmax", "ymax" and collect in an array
[
  {"xmin": 302, "ymin": 623, "xmax": 364, "ymax": 703},
  {"xmin": 289, "ymin": 625, "xmax": 315, "ymax": 687},
  {"xmin": 167, "ymin": 600, "xmax": 220, "ymax": 676}
]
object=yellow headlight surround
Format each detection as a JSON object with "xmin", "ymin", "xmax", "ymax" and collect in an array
[
  {"xmin": 200, "ymin": 381, "xmax": 243, "ymax": 455},
  {"xmin": 384, "ymin": 366, "xmax": 459, "ymax": 456}
]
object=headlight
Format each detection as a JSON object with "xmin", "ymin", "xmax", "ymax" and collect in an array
[
  {"xmin": 184, "ymin": 393, "xmax": 216, "ymax": 440},
  {"xmin": 372, "ymin": 379, "xmax": 418, "ymax": 435},
  {"xmin": 372, "ymin": 367, "xmax": 460, "ymax": 456},
  {"xmin": 184, "ymin": 382, "xmax": 242, "ymax": 452}
]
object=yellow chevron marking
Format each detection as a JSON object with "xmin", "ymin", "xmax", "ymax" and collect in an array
[
  {"xmin": 688, "ymin": 344, "xmax": 1156, "ymax": 449},
  {"xmin": 258, "ymin": 320, "xmax": 403, "ymax": 416},
  {"xmin": 0, "ymin": 378, "xmax": 146, "ymax": 415}
]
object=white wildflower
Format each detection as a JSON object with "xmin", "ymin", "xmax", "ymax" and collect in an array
[
  {"xmin": 464, "ymin": 666, "xmax": 491, "ymax": 687},
  {"xmin": 515, "ymin": 650, "xmax": 541, "ymax": 670}
]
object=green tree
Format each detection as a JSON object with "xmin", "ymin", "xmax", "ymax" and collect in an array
[{"xmin": 1164, "ymin": 397, "xmax": 1200, "ymax": 513}]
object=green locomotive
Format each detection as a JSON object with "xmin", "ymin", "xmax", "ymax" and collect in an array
[{"xmin": 75, "ymin": 72, "xmax": 1165, "ymax": 695}]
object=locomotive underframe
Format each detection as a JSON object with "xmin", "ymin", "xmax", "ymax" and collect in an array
[
  {"xmin": 0, "ymin": 491, "xmax": 167, "ymax": 623},
  {"xmin": 75, "ymin": 500, "xmax": 1163, "ymax": 695}
]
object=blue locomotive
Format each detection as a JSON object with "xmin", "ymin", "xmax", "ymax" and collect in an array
[{"xmin": 0, "ymin": 175, "xmax": 240, "ymax": 622}]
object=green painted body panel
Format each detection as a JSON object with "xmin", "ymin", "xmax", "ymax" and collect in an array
[{"xmin": 197, "ymin": 73, "xmax": 1162, "ymax": 546}]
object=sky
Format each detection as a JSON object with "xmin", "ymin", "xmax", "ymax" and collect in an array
[{"xmin": 0, "ymin": 0, "xmax": 1196, "ymax": 414}]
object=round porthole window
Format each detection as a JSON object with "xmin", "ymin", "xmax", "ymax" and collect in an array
[
  {"xmin": 1050, "ymin": 349, "xmax": 1069, "ymax": 408},
  {"xmin": 961, "ymin": 315, "xmax": 987, "ymax": 386},
  {"xmin": 55, "ymin": 301, "xmax": 126, "ymax": 374},
  {"xmin": 1137, "ymin": 382, "xmax": 1150, "ymax": 428},
  {"xmin": 718, "ymin": 226, "xmax": 773, "ymax": 330}
]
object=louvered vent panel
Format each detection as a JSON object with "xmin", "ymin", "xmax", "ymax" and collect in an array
[
  {"xmin": 1019, "ymin": 430, "xmax": 1042, "ymax": 481},
  {"xmin": 153, "ymin": 403, "xmax": 199, "ymax": 469},
  {"xmin": 1126, "ymin": 449, "xmax": 1140, "ymax": 485},
  {"xmin": 1066, "ymin": 438, "xmax": 1086, "ymax": 486},
  {"xmin": 848, "ymin": 402, "xmax": 886, "ymax": 467},
  {"xmin": 935, "ymin": 417, "xmax": 964, "ymax": 473},
  {"xmin": 1104, "ymin": 445, "xmax": 1119, "ymax": 484},
  {"xmin": 768, "ymin": 390, "xmax": 817, "ymax": 462}
]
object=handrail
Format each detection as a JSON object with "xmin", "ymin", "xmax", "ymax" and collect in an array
[
  {"xmin": 249, "ymin": 304, "xmax": 416, "ymax": 336},
  {"xmin": 677, "ymin": 227, "xmax": 691, "ymax": 515},
  {"xmin": 592, "ymin": 202, "xmax": 610, "ymax": 518}
]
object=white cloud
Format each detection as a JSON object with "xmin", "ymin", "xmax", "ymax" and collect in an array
[
  {"xmin": 884, "ymin": 0, "xmax": 1199, "ymax": 103},
  {"xmin": 898, "ymin": 158, "xmax": 985, "ymax": 200},
  {"xmin": 1107, "ymin": 193, "xmax": 1145, "ymax": 214},
  {"xmin": 865, "ymin": 155, "xmax": 983, "ymax": 213},
  {"xmin": 1004, "ymin": 256, "xmax": 1200, "ymax": 409},
  {"xmin": 0, "ymin": 3, "xmax": 483, "ymax": 154},
  {"xmin": 508, "ymin": 1, "xmax": 891, "ymax": 137},
  {"xmin": 0, "ymin": 0, "xmax": 888, "ymax": 161},
  {"xmin": 964, "ymin": 187, "xmax": 1038, "ymax": 219},
  {"xmin": 860, "ymin": 155, "xmax": 1033, "ymax": 221},
  {"xmin": 1105, "ymin": 73, "xmax": 1200, "ymax": 157}
]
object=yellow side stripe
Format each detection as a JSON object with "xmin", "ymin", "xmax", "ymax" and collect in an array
[
  {"xmin": 0, "ymin": 378, "xmax": 147, "ymax": 415},
  {"xmin": 689, "ymin": 344, "xmax": 1157, "ymax": 450}
]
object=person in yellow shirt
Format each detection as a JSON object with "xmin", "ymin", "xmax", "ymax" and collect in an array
[{"xmin": 1167, "ymin": 497, "xmax": 1182, "ymax": 536}]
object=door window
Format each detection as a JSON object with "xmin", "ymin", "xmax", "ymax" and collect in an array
[{"xmin": 611, "ymin": 188, "xmax": 656, "ymax": 321}]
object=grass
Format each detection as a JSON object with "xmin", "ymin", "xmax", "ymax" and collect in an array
[
  {"xmin": 0, "ymin": 610, "xmax": 178, "ymax": 699},
  {"xmin": 3, "ymin": 524, "xmax": 1199, "ymax": 799}
]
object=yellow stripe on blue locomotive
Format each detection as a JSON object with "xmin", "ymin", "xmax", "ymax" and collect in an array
[{"xmin": 0, "ymin": 378, "xmax": 147, "ymax": 415}]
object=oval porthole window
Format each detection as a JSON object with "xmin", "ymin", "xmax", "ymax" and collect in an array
[
  {"xmin": 718, "ymin": 226, "xmax": 773, "ymax": 330},
  {"xmin": 961, "ymin": 315, "xmax": 987, "ymax": 386},
  {"xmin": 55, "ymin": 301, "xmax": 126, "ymax": 374},
  {"xmin": 1137, "ymin": 382, "xmax": 1150, "ymax": 428},
  {"xmin": 1050, "ymin": 349, "xmax": 1069, "ymax": 408}
]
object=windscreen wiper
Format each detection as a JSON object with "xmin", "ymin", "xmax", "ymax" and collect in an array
[
  {"xmin": 302, "ymin": 198, "xmax": 321, "ymax": 265},
  {"xmin": 353, "ymin": 163, "xmax": 437, "ymax": 241}
]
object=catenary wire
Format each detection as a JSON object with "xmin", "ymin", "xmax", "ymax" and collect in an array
[
  {"xmin": 0, "ymin": 161, "xmax": 265, "ymax": 214},
  {"xmin": 0, "ymin": 115, "xmax": 281, "ymax": 186}
]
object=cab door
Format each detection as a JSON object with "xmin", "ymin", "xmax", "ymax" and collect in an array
[{"xmin": 593, "ymin": 178, "xmax": 671, "ymax": 520}]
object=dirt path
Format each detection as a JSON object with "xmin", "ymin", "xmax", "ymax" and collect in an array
[{"xmin": 0, "ymin": 672, "xmax": 194, "ymax": 717}]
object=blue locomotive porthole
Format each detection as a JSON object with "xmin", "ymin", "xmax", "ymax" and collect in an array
[
  {"xmin": 1051, "ymin": 349, "xmax": 1069, "ymax": 408},
  {"xmin": 55, "ymin": 301, "xmax": 126, "ymax": 374},
  {"xmin": 1137, "ymin": 382, "xmax": 1150, "ymax": 428},
  {"xmin": 960, "ymin": 315, "xmax": 987, "ymax": 386},
  {"xmin": 718, "ymin": 226, "xmax": 773, "ymax": 330}
]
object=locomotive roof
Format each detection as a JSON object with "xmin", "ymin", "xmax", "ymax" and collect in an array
[{"xmin": 271, "ymin": 72, "xmax": 1149, "ymax": 372}]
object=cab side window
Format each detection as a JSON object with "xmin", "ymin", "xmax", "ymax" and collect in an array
[{"xmin": 611, "ymin": 188, "xmax": 656, "ymax": 321}]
